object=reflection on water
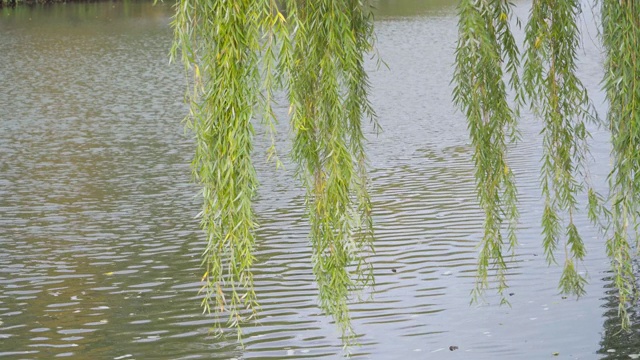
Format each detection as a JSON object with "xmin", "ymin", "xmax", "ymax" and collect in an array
[
  {"xmin": 0, "ymin": 0, "xmax": 633, "ymax": 359},
  {"xmin": 371, "ymin": 0, "xmax": 457, "ymax": 17},
  {"xmin": 598, "ymin": 275, "xmax": 640, "ymax": 359}
]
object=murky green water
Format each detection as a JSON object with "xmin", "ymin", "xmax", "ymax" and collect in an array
[{"xmin": 1, "ymin": 1, "xmax": 638, "ymax": 359}]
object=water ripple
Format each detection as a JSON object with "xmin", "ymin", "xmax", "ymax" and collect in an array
[{"xmin": 0, "ymin": 1, "xmax": 619, "ymax": 359}]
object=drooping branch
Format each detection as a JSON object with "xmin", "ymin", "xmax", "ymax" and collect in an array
[
  {"xmin": 601, "ymin": 0, "xmax": 640, "ymax": 328},
  {"xmin": 172, "ymin": 0, "xmax": 286, "ymax": 334},
  {"xmin": 284, "ymin": 0, "xmax": 377, "ymax": 345},
  {"xmin": 171, "ymin": 0, "xmax": 640, "ymax": 345},
  {"xmin": 172, "ymin": 0, "xmax": 375, "ymax": 343},
  {"xmin": 453, "ymin": 0, "xmax": 521, "ymax": 302},
  {"xmin": 523, "ymin": 0, "xmax": 596, "ymax": 297}
]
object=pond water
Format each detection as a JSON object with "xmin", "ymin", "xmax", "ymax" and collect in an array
[{"xmin": 1, "ymin": 1, "xmax": 638, "ymax": 359}]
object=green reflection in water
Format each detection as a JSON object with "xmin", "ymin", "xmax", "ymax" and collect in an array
[
  {"xmin": 598, "ymin": 276, "xmax": 640, "ymax": 359},
  {"xmin": 372, "ymin": 0, "xmax": 457, "ymax": 17},
  {"xmin": 0, "ymin": 0, "xmax": 173, "ymax": 26}
]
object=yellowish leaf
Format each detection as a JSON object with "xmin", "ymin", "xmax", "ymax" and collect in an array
[{"xmin": 535, "ymin": 37, "xmax": 542, "ymax": 49}]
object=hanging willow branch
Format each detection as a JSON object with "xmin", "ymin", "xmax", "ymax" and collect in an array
[
  {"xmin": 453, "ymin": 0, "xmax": 521, "ymax": 302},
  {"xmin": 456, "ymin": 0, "xmax": 639, "ymax": 331},
  {"xmin": 284, "ymin": 0, "xmax": 377, "ymax": 344},
  {"xmin": 601, "ymin": 0, "xmax": 640, "ymax": 328},
  {"xmin": 523, "ymin": 0, "xmax": 596, "ymax": 297},
  {"xmin": 172, "ymin": 0, "xmax": 376, "ymax": 343},
  {"xmin": 171, "ymin": 0, "xmax": 287, "ymax": 334},
  {"xmin": 171, "ymin": 0, "xmax": 640, "ymax": 344}
]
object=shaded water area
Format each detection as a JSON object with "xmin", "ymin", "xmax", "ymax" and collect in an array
[{"xmin": 1, "ymin": 1, "xmax": 639, "ymax": 358}]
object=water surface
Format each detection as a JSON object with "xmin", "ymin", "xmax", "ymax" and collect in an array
[{"xmin": 1, "ymin": 1, "xmax": 637, "ymax": 359}]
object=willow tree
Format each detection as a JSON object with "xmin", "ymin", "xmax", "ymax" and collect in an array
[{"xmin": 171, "ymin": 0, "xmax": 640, "ymax": 344}]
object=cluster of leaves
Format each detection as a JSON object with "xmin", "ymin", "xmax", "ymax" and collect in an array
[
  {"xmin": 172, "ymin": 0, "xmax": 377, "ymax": 343},
  {"xmin": 172, "ymin": 0, "xmax": 640, "ymax": 345},
  {"xmin": 171, "ymin": 0, "xmax": 287, "ymax": 338},
  {"xmin": 523, "ymin": 0, "xmax": 596, "ymax": 297},
  {"xmin": 453, "ymin": 0, "xmax": 521, "ymax": 302},
  {"xmin": 601, "ymin": 0, "xmax": 640, "ymax": 328},
  {"xmin": 455, "ymin": 0, "xmax": 640, "ymax": 330},
  {"xmin": 284, "ymin": 0, "xmax": 377, "ymax": 345}
]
